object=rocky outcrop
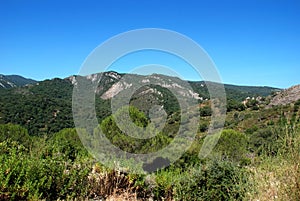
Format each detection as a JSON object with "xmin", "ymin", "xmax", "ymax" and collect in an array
[{"xmin": 268, "ymin": 85, "xmax": 300, "ymax": 107}]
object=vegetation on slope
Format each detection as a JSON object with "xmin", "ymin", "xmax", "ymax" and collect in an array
[
  {"xmin": 0, "ymin": 101, "xmax": 299, "ymax": 200},
  {"xmin": 0, "ymin": 73, "xmax": 299, "ymax": 200}
]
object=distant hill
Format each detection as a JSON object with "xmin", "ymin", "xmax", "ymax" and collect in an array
[
  {"xmin": 188, "ymin": 81, "xmax": 281, "ymax": 102},
  {"xmin": 0, "ymin": 74, "xmax": 37, "ymax": 88}
]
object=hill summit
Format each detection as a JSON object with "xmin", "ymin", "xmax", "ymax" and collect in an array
[{"xmin": 0, "ymin": 74, "xmax": 37, "ymax": 88}]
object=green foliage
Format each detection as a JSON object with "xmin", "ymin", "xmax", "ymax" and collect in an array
[
  {"xmin": 95, "ymin": 98, "xmax": 112, "ymax": 122},
  {"xmin": 200, "ymin": 105, "xmax": 212, "ymax": 116},
  {"xmin": 248, "ymin": 111, "xmax": 299, "ymax": 156},
  {"xmin": 0, "ymin": 124, "xmax": 31, "ymax": 148},
  {"xmin": 174, "ymin": 161, "xmax": 250, "ymax": 201},
  {"xmin": 153, "ymin": 168, "xmax": 180, "ymax": 200},
  {"xmin": 0, "ymin": 80, "xmax": 74, "ymax": 135},
  {"xmin": 150, "ymin": 84, "xmax": 180, "ymax": 115},
  {"xmin": 47, "ymin": 128, "xmax": 88, "ymax": 161},
  {"xmin": 0, "ymin": 73, "xmax": 298, "ymax": 200},
  {"xmin": 100, "ymin": 106, "xmax": 171, "ymax": 154},
  {"xmin": 0, "ymin": 140, "xmax": 91, "ymax": 200},
  {"xmin": 199, "ymin": 121, "xmax": 209, "ymax": 132},
  {"xmin": 212, "ymin": 129, "xmax": 249, "ymax": 163},
  {"xmin": 0, "ymin": 78, "xmax": 112, "ymax": 136},
  {"xmin": 227, "ymin": 99, "xmax": 246, "ymax": 112},
  {"xmin": 249, "ymin": 127, "xmax": 279, "ymax": 155},
  {"xmin": 189, "ymin": 81, "xmax": 278, "ymax": 103}
]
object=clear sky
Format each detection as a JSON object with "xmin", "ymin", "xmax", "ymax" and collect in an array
[{"xmin": 0, "ymin": 0, "xmax": 299, "ymax": 88}]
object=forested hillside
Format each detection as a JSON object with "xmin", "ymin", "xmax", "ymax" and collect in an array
[{"xmin": 0, "ymin": 71, "xmax": 279, "ymax": 136}]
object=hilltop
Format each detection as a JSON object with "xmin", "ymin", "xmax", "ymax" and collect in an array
[{"xmin": 0, "ymin": 74, "xmax": 37, "ymax": 88}]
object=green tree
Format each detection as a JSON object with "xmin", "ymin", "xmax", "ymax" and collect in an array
[
  {"xmin": 100, "ymin": 106, "xmax": 171, "ymax": 154},
  {"xmin": 0, "ymin": 124, "xmax": 31, "ymax": 147},
  {"xmin": 213, "ymin": 129, "xmax": 249, "ymax": 163},
  {"xmin": 199, "ymin": 106, "xmax": 212, "ymax": 116},
  {"xmin": 47, "ymin": 128, "xmax": 87, "ymax": 161}
]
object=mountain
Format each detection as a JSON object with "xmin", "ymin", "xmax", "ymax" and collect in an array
[
  {"xmin": 69, "ymin": 71, "xmax": 281, "ymax": 102},
  {"xmin": 0, "ymin": 74, "xmax": 37, "ymax": 88},
  {"xmin": 268, "ymin": 84, "xmax": 300, "ymax": 107},
  {"xmin": 0, "ymin": 71, "xmax": 286, "ymax": 135}
]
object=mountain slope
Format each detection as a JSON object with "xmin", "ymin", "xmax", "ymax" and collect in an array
[
  {"xmin": 0, "ymin": 71, "xmax": 286, "ymax": 136},
  {"xmin": 268, "ymin": 84, "xmax": 300, "ymax": 107},
  {"xmin": 0, "ymin": 74, "xmax": 37, "ymax": 88}
]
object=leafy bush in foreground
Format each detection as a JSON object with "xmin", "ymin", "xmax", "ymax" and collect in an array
[
  {"xmin": 0, "ymin": 140, "xmax": 91, "ymax": 200},
  {"xmin": 213, "ymin": 129, "xmax": 249, "ymax": 164},
  {"xmin": 174, "ymin": 161, "xmax": 250, "ymax": 201},
  {"xmin": 0, "ymin": 124, "xmax": 31, "ymax": 148}
]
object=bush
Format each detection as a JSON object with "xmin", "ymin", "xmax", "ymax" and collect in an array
[
  {"xmin": 0, "ymin": 139, "xmax": 91, "ymax": 200},
  {"xmin": 47, "ymin": 128, "xmax": 88, "ymax": 161},
  {"xmin": 200, "ymin": 106, "xmax": 212, "ymax": 117},
  {"xmin": 0, "ymin": 124, "xmax": 31, "ymax": 148},
  {"xmin": 174, "ymin": 161, "xmax": 250, "ymax": 201},
  {"xmin": 199, "ymin": 121, "xmax": 209, "ymax": 132},
  {"xmin": 212, "ymin": 129, "xmax": 249, "ymax": 163},
  {"xmin": 100, "ymin": 106, "xmax": 171, "ymax": 154}
]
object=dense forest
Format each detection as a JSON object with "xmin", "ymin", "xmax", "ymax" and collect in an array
[
  {"xmin": 0, "ymin": 74, "xmax": 299, "ymax": 200},
  {"xmin": 0, "ymin": 72, "xmax": 279, "ymax": 136}
]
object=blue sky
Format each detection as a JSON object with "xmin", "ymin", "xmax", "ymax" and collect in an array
[{"xmin": 0, "ymin": 0, "xmax": 299, "ymax": 88}]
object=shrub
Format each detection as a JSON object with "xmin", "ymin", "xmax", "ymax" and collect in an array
[
  {"xmin": 0, "ymin": 124, "xmax": 31, "ymax": 148},
  {"xmin": 100, "ymin": 106, "xmax": 171, "ymax": 154},
  {"xmin": 0, "ymin": 139, "xmax": 91, "ymax": 200},
  {"xmin": 174, "ymin": 161, "xmax": 250, "ymax": 201},
  {"xmin": 47, "ymin": 128, "xmax": 88, "ymax": 161},
  {"xmin": 200, "ymin": 106, "xmax": 212, "ymax": 117},
  {"xmin": 212, "ymin": 129, "xmax": 249, "ymax": 163}
]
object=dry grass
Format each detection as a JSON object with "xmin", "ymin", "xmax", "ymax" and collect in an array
[
  {"xmin": 88, "ymin": 164, "xmax": 137, "ymax": 200},
  {"xmin": 248, "ymin": 153, "xmax": 300, "ymax": 201},
  {"xmin": 106, "ymin": 192, "xmax": 139, "ymax": 201}
]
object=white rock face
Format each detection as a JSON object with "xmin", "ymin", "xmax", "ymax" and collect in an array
[
  {"xmin": 101, "ymin": 81, "xmax": 132, "ymax": 99},
  {"xmin": 142, "ymin": 79, "xmax": 150, "ymax": 83},
  {"xmin": 86, "ymin": 74, "xmax": 100, "ymax": 83},
  {"xmin": 68, "ymin": 72, "xmax": 202, "ymax": 101},
  {"xmin": 106, "ymin": 71, "xmax": 121, "ymax": 80},
  {"xmin": 0, "ymin": 77, "xmax": 17, "ymax": 88},
  {"xmin": 100, "ymin": 73, "xmax": 203, "ymax": 101},
  {"xmin": 162, "ymin": 82, "xmax": 184, "ymax": 89},
  {"xmin": 188, "ymin": 90, "xmax": 202, "ymax": 100},
  {"xmin": 138, "ymin": 88, "xmax": 163, "ymax": 97},
  {"xmin": 69, "ymin": 76, "xmax": 77, "ymax": 85},
  {"xmin": 7, "ymin": 81, "xmax": 15, "ymax": 87},
  {"xmin": 177, "ymin": 90, "xmax": 201, "ymax": 100}
]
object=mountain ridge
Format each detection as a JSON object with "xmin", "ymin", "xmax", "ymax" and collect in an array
[
  {"xmin": 0, "ymin": 71, "xmax": 299, "ymax": 136},
  {"xmin": 0, "ymin": 74, "xmax": 37, "ymax": 88},
  {"xmin": 65, "ymin": 71, "xmax": 281, "ymax": 101}
]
